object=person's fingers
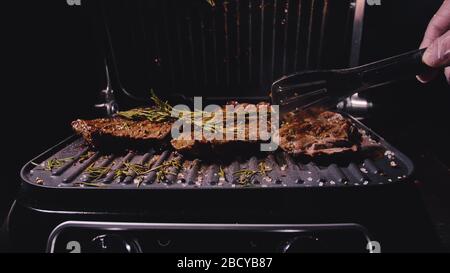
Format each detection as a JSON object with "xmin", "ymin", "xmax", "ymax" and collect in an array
[
  {"xmin": 445, "ymin": 67, "xmax": 450, "ymax": 83},
  {"xmin": 419, "ymin": 30, "xmax": 450, "ymax": 83},
  {"xmin": 417, "ymin": 69, "xmax": 439, "ymax": 83},
  {"xmin": 420, "ymin": 0, "xmax": 450, "ymax": 48},
  {"xmin": 418, "ymin": 0, "xmax": 450, "ymax": 83},
  {"xmin": 423, "ymin": 30, "xmax": 450, "ymax": 68}
]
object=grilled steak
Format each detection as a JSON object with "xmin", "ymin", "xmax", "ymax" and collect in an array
[
  {"xmin": 170, "ymin": 102, "xmax": 272, "ymax": 154},
  {"xmin": 72, "ymin": 102, "xmax": 360, "ymax": 157},
  {"xmin": 72, "ymin": 117, "xmax": 172, "ymax": 147},
  {"xmin": 277, "ymin": 110, "xmax": 361, "ymax": 156},
  {"xmin": 170, "ymin": 132, "xmax": 262, "ymax": 154}
]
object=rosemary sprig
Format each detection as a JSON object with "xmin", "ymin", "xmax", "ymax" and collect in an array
[
  {"xmin": 149, "ymin": 159, "xmax": 182, "ymax": 172},
  {"xmin": 118, "ymin": 90, "xmax": 267, "ymax": 137},
  {"xmin": 123, "ymin": 162, "xmax": 153, "ymax": 176},
  {"xmin": 78, "ymin": 151, "xmax": 95, "ymax": 163},
  {"xmin": 234, "ymin": 163, "xmax": 272, "ymax": 186},
  {"xmin": 233, "ymin": 169, "xmax": 258, "ymax": 186},
  {"xmin": 94, "ymin": 159, "xmax": 183, "ymax": 187},
  {"xmin": 150, "ymin": 159, "xmax": 182, "ymax": 183},
  {"xmin": 156, "ymin": 169, "xmax": 178, "ymax": 183},
  {"xmin": 42, "ymin": 157, "xmax": 74, "ymax": 171},
  {"xmin": 258, "ymin": 162, "xmax": 272, "ymax": 177},
  {"xmin": 118, "ymin": 90, "xmax": 175, "ymax": 122},
  {"xmin": 218, "ymin": 166, "xmax": 226, "ymax": 181},
  {"xmin": 117, "ymin": 91, "xmax": 229, "ymax": 132},
  {"xmin": 84, "ymin": 164, "xmax": 112, "ymax": 182},
  {"xmin": 83, "ymin": 161, "xmax": 157, "ymax": 185},
  {"xmin": 35, "ymin": 153, "xmax": 96, "ymax": 173},
  {"xmin": 113, "ymin": 162, "xmax": 153, "ymax": 180}
]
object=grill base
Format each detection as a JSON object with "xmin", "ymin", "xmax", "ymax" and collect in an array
[{"xmin": 7, "ymin": 180, "xmax": 441, "ymax": 252}]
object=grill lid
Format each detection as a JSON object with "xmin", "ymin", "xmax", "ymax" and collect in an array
[{"xmin": 91, "ymin": 0, "xmax": 361, "ymax": 102}]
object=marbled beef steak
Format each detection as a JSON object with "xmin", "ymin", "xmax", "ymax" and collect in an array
[{"xmin": 277, "ymin": 110, "xmax": 361, "ymax": 156}]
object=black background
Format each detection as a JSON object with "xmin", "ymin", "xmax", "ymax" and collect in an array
[{"xmin": 1, "ymin": 0, "xmax": 449, "ymax": 229}]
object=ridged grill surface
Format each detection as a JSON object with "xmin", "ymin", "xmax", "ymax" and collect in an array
[{"xmin": 24, "ymin": 120, "xmax": 412, "ymax": 189}]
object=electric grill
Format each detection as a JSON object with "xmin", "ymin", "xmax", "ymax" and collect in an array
[{"xmin": 6, "ymin": 0, "xmax": 440, "ymax": 252}]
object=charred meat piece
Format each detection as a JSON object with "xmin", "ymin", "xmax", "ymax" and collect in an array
[
  {"xmin": 72, "ymin": 117, "xmax": 172, "ymax": 147},
  {"xmin": 278, "ymin": 110, "xmax": 361, "ymax": 156}
]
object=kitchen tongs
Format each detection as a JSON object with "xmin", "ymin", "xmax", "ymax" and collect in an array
[{"xmin": 271, "ymin": 48, "xmax": 432, "ymax": 115}]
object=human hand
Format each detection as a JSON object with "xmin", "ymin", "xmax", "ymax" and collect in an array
[{"xmin": 417, "ymin": 0, "xmax": 450, "ymax": 84}]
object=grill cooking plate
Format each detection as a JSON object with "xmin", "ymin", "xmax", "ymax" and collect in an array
[{"xmin": 21, "ymin": 113, "xmax": 413, "ymax": 190}]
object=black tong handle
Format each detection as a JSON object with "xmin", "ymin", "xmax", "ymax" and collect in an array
[{"xmin": 350, "ymin": 48, "xmax": 430, "ymax": 88}]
